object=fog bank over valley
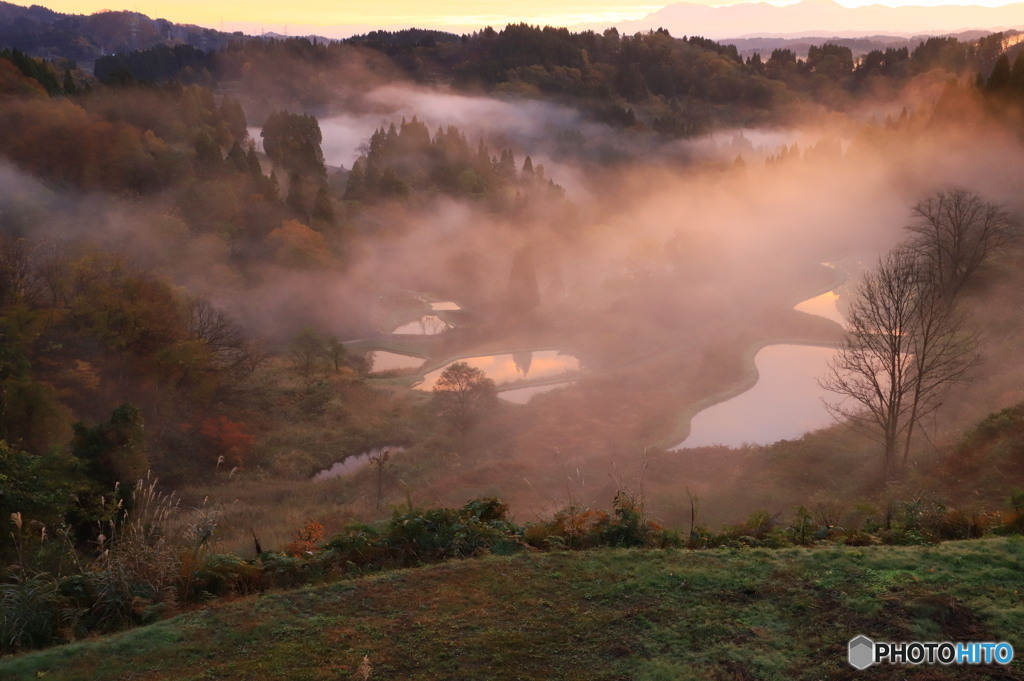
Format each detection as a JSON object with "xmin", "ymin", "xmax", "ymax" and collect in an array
[{"xmin": 3, "ymin": 20, "xmax": 1024, "ymax": 559}]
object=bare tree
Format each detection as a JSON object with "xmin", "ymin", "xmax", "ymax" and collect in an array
[
  {"xmin": 186, "ymin": 298, "xmax": 255, "ymax": 376},
  {"xmin": 906, "ymin": 188, "xmax": 1017, "ymax": 296},
  {"xmin": 897, "ymin": 262, "xmax": 978, "ymax": 468},
  {"xmin": 823, "ymin": 189, "xmax": 1015, "ymax": 482},
  {"xmin": 821, "ymin": 248, "xmax": 977, "ymax": 482}
]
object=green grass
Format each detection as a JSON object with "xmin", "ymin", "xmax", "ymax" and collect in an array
[{"xmin": 3, "ymin": 538, "xmax": 1024, "ymax": 680}]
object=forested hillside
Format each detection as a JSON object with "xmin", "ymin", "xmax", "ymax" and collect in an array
[
  {"xmin": 0, "ymin": 0, "xmax": 236, "ymax": 65},
  {"xmin": 2, "ymin": 10, "xmax": 1024, "ymax": 660}
]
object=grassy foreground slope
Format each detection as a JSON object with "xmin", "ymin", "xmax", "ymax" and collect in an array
[{"xmin": 3, "ymin": 539, "xmax": 1023, "ymax": 681}]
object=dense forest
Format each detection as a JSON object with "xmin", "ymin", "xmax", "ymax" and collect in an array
[
  {"xmin": 89, "ymin": 25, "xmax": 1024, "ymax": 127},
  {"xmin": 2, "ymin": 8, "xmax": 1024, "ymax": 655}
]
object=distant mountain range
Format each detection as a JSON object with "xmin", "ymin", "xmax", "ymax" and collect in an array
[
  {"xmin": 2, "ymin": 0, "xmax": 1023, "ymax": 68},
  {"xmin": 583, "ymin": 0, "xmax": 1024, "ymax": 39},
  {"xmin": 0, "ymin": 1, "xmax": 237, "ymax": 67},
  {"xmin": 724, "ymin": 31, "xmax": 1000, "ymax": 59}
]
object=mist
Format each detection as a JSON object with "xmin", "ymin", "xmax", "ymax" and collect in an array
[
  {"xmin": 11, "ymin": 17, "xmax": 1024, "ymax": 668},
  {"xmin": 317, "ymin": 74, "xmax": 1019, "ymax": 309},
  {"xmin": 4, "ymin": 35, "xmax": 1024, "ymax": 532},
  {"xmin": 284, "ymin": 72, "xmax": 1024, "ymax": 521}
]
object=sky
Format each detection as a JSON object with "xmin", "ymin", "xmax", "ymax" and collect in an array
[{"xmin": 23, "ymin": 0, "xmax": 1024, "ymax": 37}]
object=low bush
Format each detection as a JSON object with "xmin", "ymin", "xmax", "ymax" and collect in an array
[
  {"xmin": 5, "ymin": 487, "xmax": 1024, "ymax": 656},
  {"xmin": 0, "ymin": 574, "xmax": 75, "ymax": 652}
]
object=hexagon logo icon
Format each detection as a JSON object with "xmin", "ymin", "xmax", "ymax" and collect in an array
[{"xmin": 849, "ymin": 635, "xmax": 875, "ymax": 670}]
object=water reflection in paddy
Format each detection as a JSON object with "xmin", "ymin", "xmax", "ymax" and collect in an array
[
  {"xmin": 675, "ymin": 282, "xmax": 848, "ymax": 449},
  {"xmin": 390, "ymin": 301, "xmax": 460, "ymax": 335},
  {"xmin": 416, "ymin": 350, "xmax": 580, "ymax": 391},
  {"xmin": 391, "ymin": 315, "xmax": 450, "ymax": 335},
  {"xmin": 368, "ymin": 351, "xmax": 424, "ymax": 372},
  {"xmin": 677, "ymin": 344, "xmax": 837, "ymax": 448},
  {"xmin": 794, "ymin": 290, "xmax": 844, "ymax": 326}
]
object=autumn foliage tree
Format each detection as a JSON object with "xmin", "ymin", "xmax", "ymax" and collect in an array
[
  {"xmin": 432, "ymin": 362, "xmax": 497, "ymax": 436},
  {"xmin": 200, "ymin": 415, "xmax": 254, "ymax": 469}
]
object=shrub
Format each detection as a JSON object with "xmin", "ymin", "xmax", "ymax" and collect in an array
[
  {"xmin": 383, "ymin": 500, "xmax": 519, "ymax": 563},
  {"xmin": 524, "ymin": 492, "xmax": 672, "ymax": 550},
  {"xmin": 525, "ymin": 506, "xmax": 610, "ymax": 550},
  {"xmin": 321, "ymin": 523, "xmax": 390, "ymax": 573},
  {"xmin": 188, "ymin": 553, "xmax": 264, "ymax": 599},
  {"xmin": 284, "ymin": 520, "xmax": 325, "ymax": 557},
  {"xmin": 1002, "ymin": 490, "xmax": 1024, "ymax": 534},
  {"xmin": 256, "ymin": 552, "xmax": 311, "ymax": 589},
  {"xmin": 0, "ymin": 573, "xmax": 75, "ymax": 653},
  {"xmin": 318, "ymin": 498, "xmax": 525, "ymax": 574}
]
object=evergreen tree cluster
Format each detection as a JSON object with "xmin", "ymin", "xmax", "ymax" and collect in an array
[
  {"xmin": 984, "ymin": 49, "xmax": 1024, "ymax": 100},
  {"xmin": 47, "ymin": 24, "xmax": 1022, "ymax": 139},
  {"xmin": 757, "ymin": 35, "xmax": 1014, "ymax": 93},
  {"xmin": 343, "ymin": 117, "xmax": 563, "ymax": 202},
  {"xmin": 260, "ymin": 110, "xmax": 332, "ymax": 223},
  {"xmin": 94, "ymin": 44, "xmax": 214, "ymax": 85},
  {"xmin": 0, "ymin": 47, "xmax": 79, "ymax": 97}
]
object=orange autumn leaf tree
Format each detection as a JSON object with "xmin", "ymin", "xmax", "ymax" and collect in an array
[
  {"xmin": 200, "ymin": 415, "xmax": 254, "ymax": 469},
  {"xmin": 284, "ymin": 520, "xmax": 325, "ymax": 556}
]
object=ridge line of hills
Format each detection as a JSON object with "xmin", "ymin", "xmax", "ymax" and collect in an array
[
  {"xmin": 2, "ymin": 0, "xmax": 1023, "ymax": 69},
  {"xmin": 588, "ymin": 0, "xmax": 1024, "ymax": 39}
]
